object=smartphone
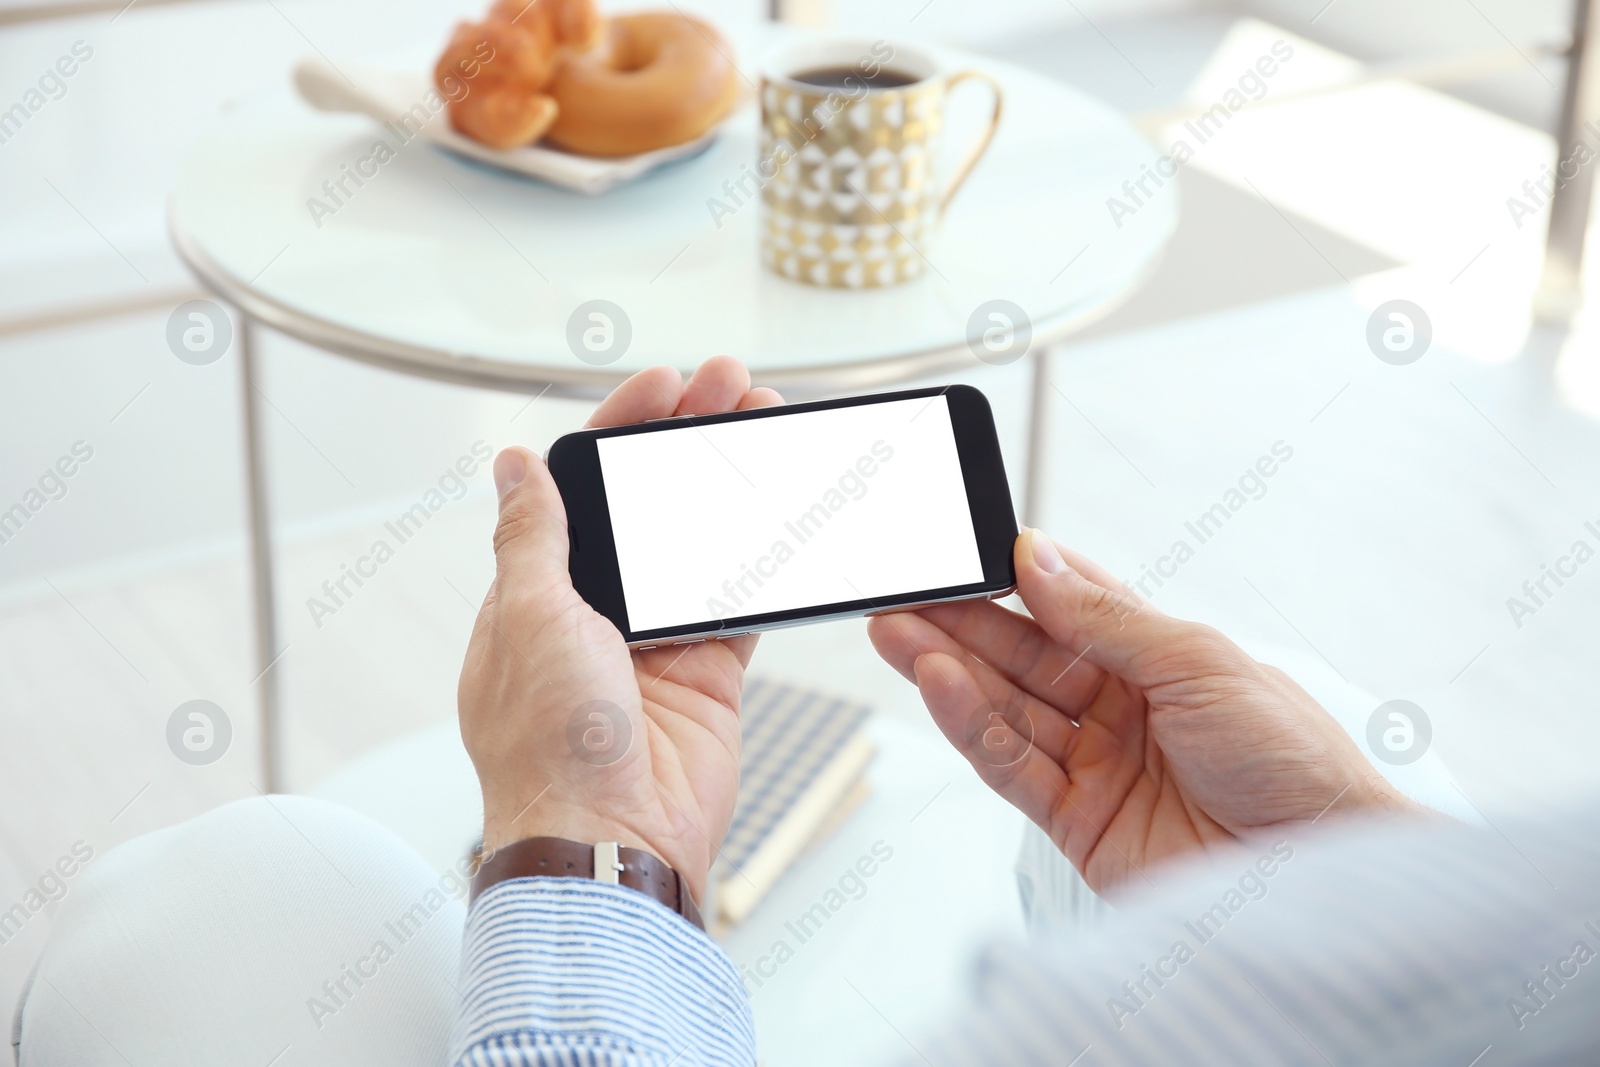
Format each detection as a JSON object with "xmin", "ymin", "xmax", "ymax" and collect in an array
[{"xmin": 547, "ymin": 384, "xmax": 1018, "ymax": 648}]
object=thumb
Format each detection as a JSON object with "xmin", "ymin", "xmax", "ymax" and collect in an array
[
  {"xmin": 491, "ymin": 447, "xmax": 573, "ymax": 590},
  {"xmin": 1015, "ymin": 528, "xmax": 1244, "ymax": 687}
]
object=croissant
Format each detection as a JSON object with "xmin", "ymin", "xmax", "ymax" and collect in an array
[{"xmin": 434, "ymin": 0, "xmax": 603, "ymax": 150}]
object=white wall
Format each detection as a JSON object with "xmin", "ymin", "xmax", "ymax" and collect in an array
[
  {"xmin": 1238, "ymin": 0, "xmax": 1572, "ymax": 128},
  {"xmin": 816, "ymin": 0, "xmax": 1206, "ymax": 49}
]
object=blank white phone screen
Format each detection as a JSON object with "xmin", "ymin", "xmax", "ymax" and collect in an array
[{"xmin": 596, "ymin": 395, "xmax": 986, "ymax": 634}]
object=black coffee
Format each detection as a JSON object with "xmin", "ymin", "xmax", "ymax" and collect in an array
[{"xmin": 791, "ymin": 65, "xmax": 920, "ymax": 90}]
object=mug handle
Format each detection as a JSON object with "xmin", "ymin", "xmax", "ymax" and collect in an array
[{"xmin": 939, "ymin": 69, "xmax": 1003, "ymax": 217}]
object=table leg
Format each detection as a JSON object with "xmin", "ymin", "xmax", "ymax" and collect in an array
[
  {"xmin": 237, "ymin": 314, "xmax": 284, "ymax": 793},
  {"xmin": 1021, "ymin": 343, "xmax": 1053, "ymax": 528},
  {"xmin": 1539, "ymin": 0, "xmax": 1599, "ymax": 324}
]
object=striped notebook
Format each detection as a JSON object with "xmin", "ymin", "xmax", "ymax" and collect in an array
[{"xmin": 709, "ymin": 678, "xmax": 876, "ymax": 932}]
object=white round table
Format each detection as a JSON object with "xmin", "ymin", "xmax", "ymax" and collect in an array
[{"xmin": 168, "ymin": 32, "xmax": 1175, "ymax": 787}]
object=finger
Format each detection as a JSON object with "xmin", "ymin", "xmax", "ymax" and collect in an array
[
  {"xmin": 715, "ymin": 632, "xmax": 760, "ymax": 666},
  {"xmin": 736, "ymin": 386, "xmax": 785, "ymax": 410},
  {"xmin": 866, "ymin": 612, "xmax": 921, "ymax": 685},
  {"xmin": 1016, "ymin": 528, "xmax": 1247, "ymax": 688},
  {"xmin": 677, "ymin": 356, "xmax": 750, "ymax": 415},
  {"xmin": 490, "ymin": 446, "xmax": 573, "ymax": 592},
  {"xmin": 585, "ymin": 366, "xmax": 684, "ymax": 428},
  {"xmin": 1054, "ymin": 543, "xmax": 1140, "ymax": 602},
  {"xmin": 885, "ymin": 598, "xmax": 1110, "ymax": 718},
  {"xmin": 634, "ymin": 640, "xmax": 745, "ymax": 713},
  {"xmin": 913, "ymin": 651, "xmax": 1073, "ymax": 837},
  {"xmin": 868, "ymin": 610, "xmax": 1076, "ymax": 762},
  {"xmin": 997, "ymin": 535, "xmax": 1145, "ymax": 606}
]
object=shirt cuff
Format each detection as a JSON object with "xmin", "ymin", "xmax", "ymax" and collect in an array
[{"xmin": 452, "ymin": 877, "xmax": 754, "ymax": 1067}]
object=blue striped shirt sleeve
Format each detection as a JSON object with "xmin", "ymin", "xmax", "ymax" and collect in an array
[
  {"xmin": 900, "ymin": 811, "xmax": 1600, "ymax": 1067},
  {"xmin": 451, "ymin": 878, "xmax": 754, "ymax": 1067}
]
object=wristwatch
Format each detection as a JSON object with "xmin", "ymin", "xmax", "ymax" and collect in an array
[{"xmin": 470, "ymin": 836, "xmax": 705, "ymax": 931}]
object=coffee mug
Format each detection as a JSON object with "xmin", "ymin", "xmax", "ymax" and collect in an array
[{"xmin": 758, "ymin": 38, "xmax": 1002, "ymax": 289}]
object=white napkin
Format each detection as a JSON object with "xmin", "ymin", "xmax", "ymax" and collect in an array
[{"xmin": 292, "ymin": 55, "xmax": 723, "ymax": 195}]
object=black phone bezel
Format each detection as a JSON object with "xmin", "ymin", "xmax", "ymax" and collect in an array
[{"xmin": 546, "ymin": 384, "xmax": 1017, "ymax": 645}]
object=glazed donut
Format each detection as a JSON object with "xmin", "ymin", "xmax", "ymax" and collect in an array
[
  {"xmin": 544, "ymin": 12, "xmax": 740, "ymax": 157},
  {"xmin": 435, "ymin": 0, "xmax": 603, "ymax": 150}
]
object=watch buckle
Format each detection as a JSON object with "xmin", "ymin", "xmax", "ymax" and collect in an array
[{"xmin": 594, "ymin": 841, "xmax": 624, "ymax": 884}]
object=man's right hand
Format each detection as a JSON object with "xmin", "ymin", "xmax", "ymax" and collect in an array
[{"xmin": 867, "ymin": 528, "xmax": 1425, "ymax": 897}]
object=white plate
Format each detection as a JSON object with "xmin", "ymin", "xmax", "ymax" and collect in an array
[{"xmin": 293, "ymin": 55, "xmax": 729, "ymax": 195}]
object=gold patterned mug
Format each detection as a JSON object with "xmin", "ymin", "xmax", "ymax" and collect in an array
[{"xmin": 758, "ymin": 38, "xmax": 1002, "ymax": 289}]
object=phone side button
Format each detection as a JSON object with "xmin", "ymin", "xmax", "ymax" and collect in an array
[
  {"xmin": 670, "ymin": 638, "xmax": 708, "ymax": 646},
  {"xmin": 637, "ymin": 645, "xmax": 659, "ymax": 651}
]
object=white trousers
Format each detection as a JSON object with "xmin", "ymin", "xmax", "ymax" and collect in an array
[{"xmin": 16, "ymin": 796, "xmax": 466, "ymax": 1067}]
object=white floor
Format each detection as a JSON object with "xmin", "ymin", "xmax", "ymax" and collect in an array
[{"xmin": 6, "ymin": 0, "xmax": 1600, "ymax": 1052}]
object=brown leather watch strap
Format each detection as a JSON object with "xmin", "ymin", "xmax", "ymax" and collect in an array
[{"xmin": 471, "ymin": 836, "xmax": 705, "ymax": 931}]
